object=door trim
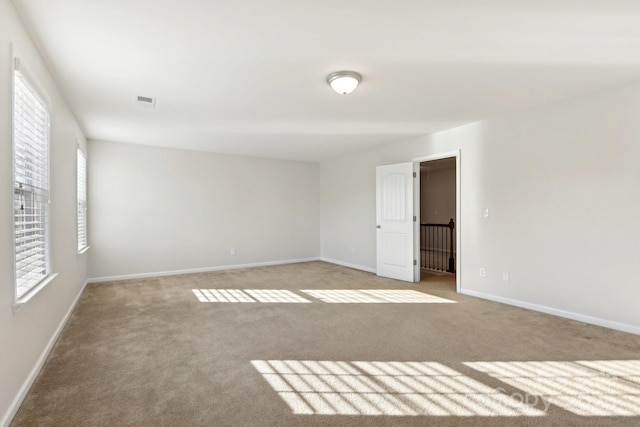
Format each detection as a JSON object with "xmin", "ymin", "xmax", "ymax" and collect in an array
[{"xmin": 412, "ymin": 150, "xmax": 461, "ymax": 292}]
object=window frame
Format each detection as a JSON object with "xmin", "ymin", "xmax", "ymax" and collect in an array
[
  {"xmin": 77, "ymin": 147, "xmax": 89, "ymax": 253},
  {"xmin": 11, "ymin": 52, "xmax": 57, "ymax": 308}
]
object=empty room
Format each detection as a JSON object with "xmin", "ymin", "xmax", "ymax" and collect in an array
[{"xmin": 2, "ymin": 1, "xmax": 640, "ymax": 426}]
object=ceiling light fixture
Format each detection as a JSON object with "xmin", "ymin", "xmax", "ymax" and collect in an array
[{"xmin": 327, "ymin": 71, "xmax": 362, "ymax": 95}]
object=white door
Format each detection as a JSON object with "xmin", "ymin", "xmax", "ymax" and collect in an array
[{"xmin": 376, "ymin": 162, "xmax": 416, "ymax": 282}]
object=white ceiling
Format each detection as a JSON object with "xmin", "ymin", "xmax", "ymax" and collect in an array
[{"xmin": 12, "ymin": 0, "xmax": 640, "ymax": 162}]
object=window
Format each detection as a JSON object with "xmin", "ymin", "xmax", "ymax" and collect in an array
[
  {"xmin": 12, "ymin": 59, "xmax": 52, "ymax": 301},
  {"xmin": 77, "ymin": 149, "xmax": 88, "ymax": 252}
]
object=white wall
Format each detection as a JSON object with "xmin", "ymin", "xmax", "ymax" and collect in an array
[
  {"xmin": 88, "ymin": 141, "xmax": 320, "ymax": 279},
  {"xmin": 320, "ymin": 80, "xmax": 640, "ymax": 334},
  {"xmin": 0, "ymin": 1, "xmax": 88, "ymax": 425}
]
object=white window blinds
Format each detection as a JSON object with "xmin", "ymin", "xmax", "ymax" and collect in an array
[
  {"xmin": 77, "ymin": 149, "xmax": 88, "ymax": 251},
  {"xmin": 13, "ymin": 64, "xmax": 51, "ymax": 299}
]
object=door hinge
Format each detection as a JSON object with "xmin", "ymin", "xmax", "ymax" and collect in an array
[
  {"xmin": 413, "ymin": 260, "xmax": 417, "ymax": 266},
  {"xmin": 413, "ymin": 172, "xmax": 417, "ymax": 178},
  {"xmin": 413, "ymin": 215, "xmax": 417, "ymax": 222}
]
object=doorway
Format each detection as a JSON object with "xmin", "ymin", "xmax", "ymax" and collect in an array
[
  {"xmin": 419, "ymin": 158, "xmax": 456, "ymax": 274},
  {"xmin": 374, "ymin": 151, "xmax": 461, "ymax": 292},
  {"xmin": 414, "ymin": 151, "xmax": 460, "ymax": 292}
]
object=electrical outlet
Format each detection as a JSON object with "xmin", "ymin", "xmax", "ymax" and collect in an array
[
  {"xmin": 481, "ymin": 208, "xmax": 490, "ymax": 218},
  {"xmin": 230, "ymin": 248, "xmax": 236, "ymax": 256},
  {"xmin": 503, "ymin": 272, "xmax": 510, "ymax": 282},
  {"xmin": 479, "ymin": 267, "xmax": 486, "ymax": 278}
]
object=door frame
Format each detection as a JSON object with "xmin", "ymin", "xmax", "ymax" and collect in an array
[{"xmin": 412, "ymin": 150, "xmax": 461, "ymax": 292}]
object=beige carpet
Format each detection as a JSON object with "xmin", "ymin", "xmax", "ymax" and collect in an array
[{"xmin": 11, "ymin": 261, "xmax": 640, "ymax": 426}]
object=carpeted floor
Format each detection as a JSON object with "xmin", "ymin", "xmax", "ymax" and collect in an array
[{"xmin": 11, "ymin": 261, "xmax": 640, "ymax": 426}]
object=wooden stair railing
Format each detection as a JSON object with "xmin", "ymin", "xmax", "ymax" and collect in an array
[{"xmin": 420, "ymin": 218, "xmax": 455, "ymax": 273}]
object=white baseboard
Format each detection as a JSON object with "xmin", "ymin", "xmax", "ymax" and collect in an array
[
  {"xmin": 1, "ymin": 280, "xmax": 89, "ymax": 427},
  {"xmin": 460, "ymin": 289, "xmax": 640, "ymax": 336},
  {"xmin": 87, "ymin": 257, "xmax": 321, "ymax": 283},
  {"xmin": 320, "ymin": 257, "xmax": 376, "ymax": 274}
]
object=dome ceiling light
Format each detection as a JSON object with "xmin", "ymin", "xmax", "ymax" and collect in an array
[{"xmin": 326, "ymin": 71, "xmax": 362, "ymax": 95}]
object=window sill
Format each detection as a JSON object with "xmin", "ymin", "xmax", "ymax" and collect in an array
[
  {"xmin": 13, "ymin": 273, "xmax": 59, "ymax": 313},
  {"xmin": 78, "ymin": 245, "xmax": 90, "ymax": 255}
]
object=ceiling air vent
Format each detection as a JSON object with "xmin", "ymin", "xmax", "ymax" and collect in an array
[{"xmin": 136, "ymin": 95, "xmax": 156, "ymax": 108}]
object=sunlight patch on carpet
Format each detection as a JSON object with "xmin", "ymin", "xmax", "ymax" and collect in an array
[
  {"xmin": 245, "ymin": 289, "xmax": 311, "ymax": 303},
  {"xmin": 465, "ymin": 360, "xmax": 640, "ymax": 416},
  {"xmin": 192, "ymin": 289, "xmax": 255, "ymax": 302},
  {"xmin": 251, "ymin": 360, "xmax": 545, "ymax": 416},
  {"xmin": 191, "ymin": 289, "xmax": 310, "ymax": 303},
  {"xmin": 301, "ymin": 289, "xmax": 456, "ymax": 304}
]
